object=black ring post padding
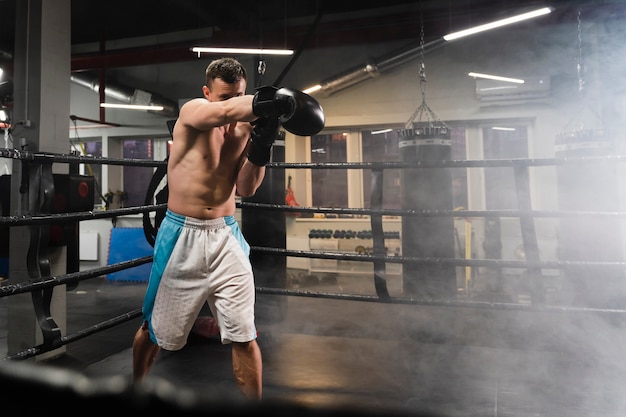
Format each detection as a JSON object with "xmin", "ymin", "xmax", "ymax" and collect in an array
[
  {"xmin": 143, "ymin": 159, "xmax": 168, "ymax": 247},
  {"xmin": 513, "ymin": 164, "xmax": 544, "ymax": 305},
  {"xmin": 143, "ymin": 120, "xmax": 173, "ymax": 247},
  {"xmin": 36, "ymin": 162, "xmax": 62, "ymax": 346},
  {"xmin": 369, "ymin": 169, "xmax": 390, "ymax": 300},
  {"xmin": 31, "ymin": 288, "xmax": 62, "ymax": 349},
  {"xmin": 19, "ymin": 158, "xmax": 29, "ymax": 193},
  {"xmin": 24, "ymin": 161, "xmax": 63, "ymax": 348}
]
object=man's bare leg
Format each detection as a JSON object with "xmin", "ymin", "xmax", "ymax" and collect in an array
[
  {"xmin": 231, "ymin": 340, "xmax": 262, "ymax": 399},
  {"xmin": 132, "ymin": 323, "xmax": 161, "ymax": 382}
]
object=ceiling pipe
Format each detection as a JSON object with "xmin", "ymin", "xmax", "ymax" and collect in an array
[
  {"xmin": 316, "ymin": 38, "xmax": 446, "ymax": 96},
  {"xmin": 70, "ymin": 72, "xmax": 179, "ymax": 118}
]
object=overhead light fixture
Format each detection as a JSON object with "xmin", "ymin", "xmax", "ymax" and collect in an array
[
  {"xmin": 100, "ymin": 103, "xmax": 164, "ymax": 111},
  {"xmin": 492, "ymin": 126, "xmax": 516, "ymax": 131},
  {"xmin": 191, "ymin": 47, "xmax": 294, "ymax": 57},
  {"xmin": 444, "ymin": 7, "xmax": 552, "ymax": 41},
  {"xmin": 371, "ymin": 128, "xmax": 393, "ymax": 135},
  {"xmin": 468, "ymin": 72, "xmax": 525, "ymax": 84}
]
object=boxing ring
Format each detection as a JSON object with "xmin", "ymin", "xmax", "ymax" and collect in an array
[{"xmin": 1, "ymin": 142, "xmax": 626, "ymax": 415}]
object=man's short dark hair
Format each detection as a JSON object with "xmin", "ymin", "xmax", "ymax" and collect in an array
[{"xmin": 205, "ymin": 58, "xmax": 247, "ymax": 87}]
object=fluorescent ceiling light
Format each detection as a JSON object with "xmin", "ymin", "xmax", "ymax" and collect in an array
[
  {"xmin": 444, "ymin": 7, "xmax": 552, "ymax": 41},
  {"xmin": 100, "ymin": 103, "xmax": 164, "ymax": 111},
  {"xmin": 492, "ymin": 126, "xmax": 516, "ymax": 131},
  {"xmin": 468, "ymin": 72, "xmax": 525, "ymax": 84},
  {"xmin": 191, "ymin": 47, "xmax": 294, "ymax": 56},
  {"xmin": 371, "ymin": 128, "xmax": 393, "ymax": 135},
  {"xmin": 479, "ymin": 85, "xmax": 519, "ymax": 92}
]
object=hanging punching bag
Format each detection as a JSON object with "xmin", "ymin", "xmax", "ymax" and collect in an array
[
  {"xmin": 400, "ymin": 125, "xmax": 457, "ymax": 299},
  {"xmin": 241, "ymin": 132, "xmax": 287, "ymax": 324},
  {"xmin": 555, "ymin": 128, "xmax": 624, "ymax": 308}
]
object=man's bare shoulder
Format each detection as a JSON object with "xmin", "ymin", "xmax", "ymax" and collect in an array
[
  {"xmin": 180, "ymin": 97, "xmax": 208, "ymax": 113},
  {"xmin": 178, "ymin": 97, "xmax": 225, "ymax": 130}
]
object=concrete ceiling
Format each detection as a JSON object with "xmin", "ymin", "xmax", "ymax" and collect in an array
[
  {"xmin": 0, "ymin": 0, "xmax": 617, "ymax": 111},
  {"xmin": 0, "ymin": 0, "xmax": 587, "ymax": 66}
]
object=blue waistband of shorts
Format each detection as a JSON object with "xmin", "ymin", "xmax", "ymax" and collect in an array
[{"xmin": 165, "ymin": 209, "xmax": 234, "ymax": 229}]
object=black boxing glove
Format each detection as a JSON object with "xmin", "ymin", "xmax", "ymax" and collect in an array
[
  {"xmin": 252, "ymin": 85, "xmax": 282, "ymax": 117},
  {"xmin": 252, "ymin": 86, "xmax": 325, "ymax": 136},
  {"xmin": 247, "ymin": 116, "xmax": 279, "ymax": 166}
]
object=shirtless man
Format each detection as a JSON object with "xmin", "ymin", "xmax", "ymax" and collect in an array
[{"xmin": 131, "ymin": 57, "xmax": 323, "ymax": 400}]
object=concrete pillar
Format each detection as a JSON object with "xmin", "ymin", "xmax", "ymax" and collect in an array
[{"xmin": 8, "ymin": 0, "xmax": 71, "ymax": 360}]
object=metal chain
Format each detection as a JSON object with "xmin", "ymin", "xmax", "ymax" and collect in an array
[
  {"xmin": 420, "ymin": 14, "xmax": 425, "ymax": 66},
  {"xmin": 404, "ymin": 12, "xmax": 448, "ymax": 130},
  {"xmin": 576, "ymin": 9, "xmax": 585, "ymax": 95},
  {"xmin": 563, "ymin": 7, "xmax": 605, "ymax": 133},
  {"xmin": 419, "ymin": 14, "xmax": 427, "ymax": 103},
  {"xmin": 255, "ymin": 60, "xmax": 266, "ymax": 88}
]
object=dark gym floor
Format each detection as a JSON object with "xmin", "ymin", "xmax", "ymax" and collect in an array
[{"xmin": 2, "ymin": 274, "xmax": 626, "ymax": 416}]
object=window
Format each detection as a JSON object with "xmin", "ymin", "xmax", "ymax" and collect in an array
[
  {"xmin": 309, "ymin": 127, "xmax": 469, "ymax": 211},
  {"xmin": 483, "ymin": 126, "xmax": 528, "ymax": 209},
  {"xmin": 71, "ymin": 139, "xmax": 103, "ymax": 206},
  {"xmin": 361, "ymin": 129, "xmax": 401, "ymax": 209},
  {"xmin": 311, "ymin": 133, "xmax": 348, "ymax": 208},
  {"xmin": 122, "ymin": 139, "xmax": 155, "ymax": 208},
  {"xmin": 450, "ymin": 127, "xmax": 468, "ymax": 210},
  {"xmin": 112, "ymin": 136, "xmax": 170, "ymax": 209}
]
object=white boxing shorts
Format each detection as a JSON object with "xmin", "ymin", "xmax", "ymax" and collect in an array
[{"xmin": 141, "ymin": 209, "xmax": 256, "ymax": 350}]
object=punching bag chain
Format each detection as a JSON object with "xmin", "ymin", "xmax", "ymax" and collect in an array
[
  {"xmin": 404, "ymin": 12, "xmax": 448, "ymax": 130},
  {"xmin": 418, "ymin": 19, "xmax": 427, "ymax": 100},
  {"xmin": 576, "ymin": 9, "xmax": 585, "ymax": 95},
  {"xmin": 562, "ymin": 7, "xmax": 604, "ymax": 133}
]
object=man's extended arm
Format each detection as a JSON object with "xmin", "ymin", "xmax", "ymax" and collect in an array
[
  {"xmin": 236, "ymin": 117, "xmax": 280, "ymax": 197},
  {"xmin": 182, "ymin": 95, "xmax": 257, "ymax": 131}
]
